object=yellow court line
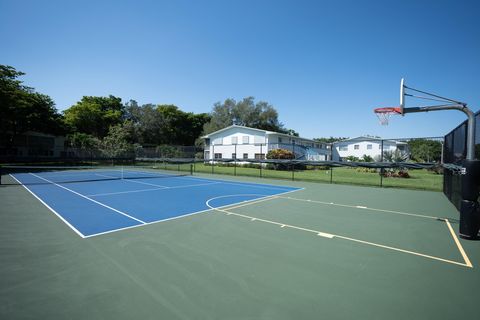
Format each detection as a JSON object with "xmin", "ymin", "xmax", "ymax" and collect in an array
[
  {"xmin": 277, "ymin": 196, "xmax": 442, "ymax": 220},
  {"xmin": 214, "ymin": 197, "xmax": 472, "ymax": 268},
  {"xmin": 445, "ymin": 219, "xmax": 473, "ymax": 268}
]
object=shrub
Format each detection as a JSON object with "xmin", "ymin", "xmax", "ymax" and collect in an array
[{"xmin": 266, "ymin": 149, "xmax": 294, "ymax": 160}]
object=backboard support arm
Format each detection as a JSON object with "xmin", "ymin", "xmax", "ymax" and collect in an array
[{"xmin": 404, "ymin": 104, "xmax": 476, "ymax": 160}]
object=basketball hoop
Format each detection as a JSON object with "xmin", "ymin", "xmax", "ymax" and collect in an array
[{"xmin": 374, "ymin": 107, "xmax": 403, "ymax": 125}]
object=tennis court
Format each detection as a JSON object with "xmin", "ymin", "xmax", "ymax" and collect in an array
[{"xmin": 1, "ymin": 168, "xmax": 479, "ymax": 319}]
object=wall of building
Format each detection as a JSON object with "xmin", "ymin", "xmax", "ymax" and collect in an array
[
  {"xmin": 204, "ymin": 128, "xmax": 331, "ymax": 161},
  {"xmin": 204, "ymin": 127, "xmax": 267, "ymax": 160},
  {"xmin": 332, "ymin": 140, "xmax": 398, "ymax": 160}
]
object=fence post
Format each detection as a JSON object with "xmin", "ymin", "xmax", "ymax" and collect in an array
[
  {"xmin": 291, "ymin": 161, "xmax": 295, "ymax": 181},
  {"xmin": 212, "ymin": 144, "xmax": 214, "ymax": 175},
  {"xmin": 234, "ymin": 143, "xmax": 237, "ymax": 176},
  {"xmin": 260, "ymin": 143, "xmax": 263, "ymax": 178},
  {"xmin": 380, "ymin": 139, "xmax": 384, "ymax": 187}
]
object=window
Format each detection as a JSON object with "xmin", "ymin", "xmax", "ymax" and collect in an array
[
  {"xmin": 205, "ymin": 151, "xmax": 210, "ymax": 159},
  {"xmin": 205, "ymin": 138, "xmax": 210, "ymax": 146},
  {"xmin": 232, "ymin": 153, "xmax": 236, "ymax": 159},
  {"xmin": 214, "ymin": 153, "xmax": 222, "ymax": 159},
  {"xmin": 254, "ymin": 135, "xmax": 265, "ymax": 144},
  {"xmin": 339, "ymin": 146, "xmax": 348, "ymax": 151},
  {"xmin": 278, "ymin": 137, "xmax": 283, "ymax": 143},
  {"xmin": 354, "ymin": 144, "xmax": 360, "ymax": 150},
  {"xmin": 231, "ymin": 136, "xmax": 238, "ymax": 145},
  {"xmin": 367, "ymin": 144, "xmax": 372, "ymax": 150},
  {"xmin": 242, "ymin": 136, "xmax": 249, "ymax": 144},
  {"xmin": 243, "ymin": 153, "xmax": 248, "ymax": 159},
  {"xmin": 255, "ymin": 153, "xmax": 265, "ymax": 160},
  {"xmin": 213, "ymin": 138, "xmax": 222, "ymax": 145}
]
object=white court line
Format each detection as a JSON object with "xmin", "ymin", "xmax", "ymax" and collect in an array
[
  {"xmin": 87, "ymin": 187, "xmax": 167, "ymax": 197},
  {"xmin": 84, "ymin": 188, "xmax": 303, "ymax": 238},
  {"xmin": 208, "ymin": 195, "xmax": 472, "ymax": 268},
  {"xmin": 94, "ymin": 173, "xmax": 169, "ymax": 188},
  {"xmin": 175, "ymin": 175, "xmax": 304, "ymax": 192},
  {"xmin": 87, "ymin": 181, "xmax": 222, "ymax": 197},
  {"xmin": 9, "ymin": 174, "xmax": 86, "ymax": 238},
  {"xmin": 29, "ymin": 173, "xmax": 146, "ymax": 224}
]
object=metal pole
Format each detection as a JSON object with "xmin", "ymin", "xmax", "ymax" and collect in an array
[
  {"xmin": 291, "ymin": 161, "xmax": 295, "ymax": 181},
  {"xmin": 380, "ymin": 139, "xmax": 384, "ymax": 187},
  {"xmin": 404, "ymin": 104, "xmax": 476, "ymax": 160},
  {"xmin": 260, "ymin": 143, "xmax": 263, "ymax": 178},
  {"xmin": 234, "ymin": 144, "xmax": 237, "ymax": 176},
  {"xmin": 212, "ymin": 144, "xmax": 214, "ymax": 174}
]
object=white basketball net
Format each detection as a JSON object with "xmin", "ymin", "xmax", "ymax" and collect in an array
[
  {"xmin": 374, "ymin": 108, "xmax": 401, "ymax": 126},
  {"xmin": 376, "ymin": 112, "xmax": 393, "ymax": 125}
]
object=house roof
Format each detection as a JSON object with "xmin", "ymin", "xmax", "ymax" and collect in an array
[
  {"xmin": 201, "ymin": 125, "xmax": 317, "ymax": 142},
  {"xmin": 335, "ymin": 136, "xmax": 407, "ymax": 145}
]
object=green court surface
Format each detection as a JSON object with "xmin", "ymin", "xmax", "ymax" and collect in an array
[{"xmin": 1, "ymin": 173, "xmax": 479, "ymax": 320}]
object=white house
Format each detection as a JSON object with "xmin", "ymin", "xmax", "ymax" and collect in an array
[
  {"xmin": 202, "ymin": 125, "xmax": 330, "ymax": 161},
  {"xmin": 332, "ymin": 136, "xmax": 408, "ymax": 161}
]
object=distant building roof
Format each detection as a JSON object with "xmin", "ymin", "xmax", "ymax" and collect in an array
[{"xmin": 201, "ymin": 125, "xmax": 317, "ymax": 142}]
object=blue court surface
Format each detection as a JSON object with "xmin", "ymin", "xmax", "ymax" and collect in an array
[{"xmin": 11, "ymin": 170, "xmax": 301, "ymax": 238}]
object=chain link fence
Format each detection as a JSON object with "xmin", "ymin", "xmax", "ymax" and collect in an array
[
  {"xmin": 443, "ymin": 111, "xmax": 480, "ymax": 209},
  {"xmin": 1, "ymin": 137, "xmax": 449, "ymax": 191}
]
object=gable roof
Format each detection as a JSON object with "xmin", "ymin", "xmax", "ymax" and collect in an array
[
  {"xmin": 335, "ymin": 136, "xmax": 407, "ymax": 145},
  {"xmin": 201, "ymin": 125, "xmax": 316, "ymax": 142},
  {"xmin": 201, "ymin": 125, "xmax": 267, "ymax": 138}
]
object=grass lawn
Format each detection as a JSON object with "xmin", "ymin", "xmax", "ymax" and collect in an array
[{"xmin": 189, "ymin": 163, "xmax": 443, "ymax": 191}]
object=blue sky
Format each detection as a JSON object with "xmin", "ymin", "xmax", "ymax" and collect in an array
[{"xmin": 1, "ymin": 0, "xmax": 479, "ymax": 140}]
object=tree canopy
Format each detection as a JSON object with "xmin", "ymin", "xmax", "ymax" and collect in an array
[
  {"xmin": 0, "ymin": 65, "xmax": 65, "ymax": 147},
  {"xmin": 407, "ymin": 139, "xmax": 442, "ymax": 162},
  {"xmin": 314, "ymin": 137, "xmax": 348, "ymax": 143},
  {"xmin": 202, "ymin": 97, "xmax": 286, "ymax": 134},
  {"xmin": 1, "ymin": 65, "xmax": 294, "ymax": 154},
  {"xmin": 124, "ymin": 101, "xmax": 210, "ymax": 146},
  {"xmin": 63, "ymin": 95, "xmax": 124, "ymax": 138}
]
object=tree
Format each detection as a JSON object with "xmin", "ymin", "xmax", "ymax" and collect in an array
[
  {"xmin": 0, "ymin": 65, "xmax": 65, "ymax": 148},
  {"xmin": 124, "ymin": 101, "xmax": 211, "ymax": 146},
  {"xmin": 361, "ymin": 155, "xmax": 374, "ymax": 162},
  {"xmin": 383, "ymin": 150, "xmax": 408, "ymax": 162},
  {"xmin": 66, "ymin": 132, "xmax": 100, "ymax": 150},
  {"xmin": 407, "ymin": 139, "xmax": 442, "ymax": 162},
  {"xmin": 314, "ymin": 137, "xmax": 348, "ymax": 143},
  {"xmin": 63, "ymin": 95, "xmax": 124, "ymax": 138},
  {"xmin": 100, "ymin": 123, "xmax": 134, "ymax": 158},
  {"xmin": 203, "ymin": 97, "xmax": 285, "ymax": 134}
]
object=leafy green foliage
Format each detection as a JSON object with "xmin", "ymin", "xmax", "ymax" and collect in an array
[
  {"xmin": 407, "ymin": 139, "xmax": 442, "ymax": 162},
  {"xmin": 124, "ymin": 100, "xmax": 210, "ymax": 146},
  {"xmin": 266, "ymin": 149, "xmax": 295, "ymax": 159},
  {"xmin": 362, "ymin": 154, "xmax": 374, "ymax": 162},
  {"xmin": 382, "ymin": 150, "xmax": 408, "ymax": 162},
  {"xmin": 100, "ymin": 123, "xmax": 134, "ymax": 158},
  {"xmin": 63, "ymin": 95, "xmax": 124, "ymax": 138},
  {"xmin": 203, "ymin": 97, "xmax": 285, "ymax": 134},
  {"xmin": 344, "ymin": 156, "xmax": 360, "ymax": 162},
  {"xmin": 66, "ymin": 132, "xmax": 100, "ymax": 150},
  {"xmin": 314, "ymin": 137, "xmax": 348, "ymax": 143},
  {"xmin": 0, "ymin": 65, "xmax": 65, "ymax": 147}
]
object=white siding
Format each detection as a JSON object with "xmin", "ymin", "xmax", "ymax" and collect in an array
[{"xmin": 332, "ymin": 139, "xmax": 399, "ymax": 160}]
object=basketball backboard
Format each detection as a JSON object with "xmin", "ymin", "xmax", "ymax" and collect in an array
[{"xmin": 399, "ymin": 78, "xmax": 405, "ymax": 115}]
